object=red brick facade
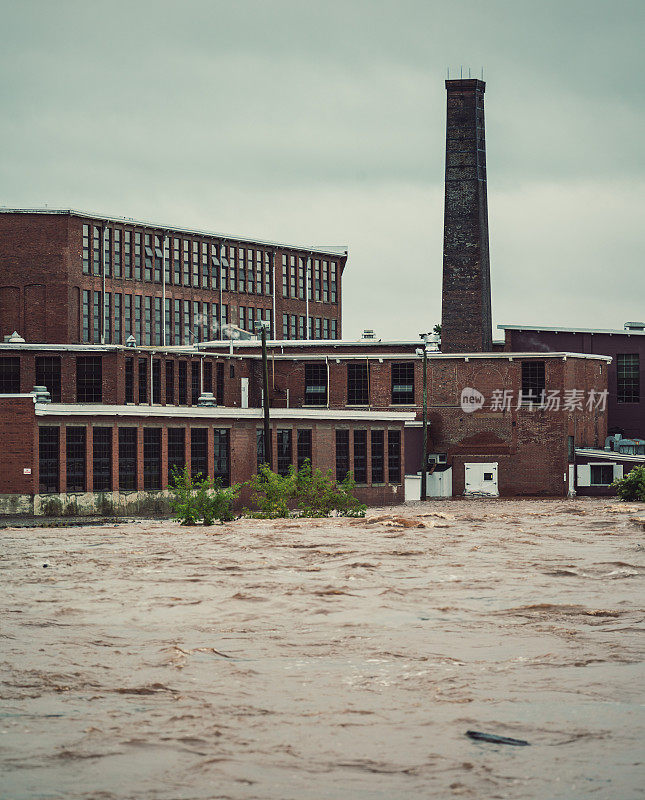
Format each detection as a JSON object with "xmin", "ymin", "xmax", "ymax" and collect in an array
[{"xmin": 0, "ymin": 210, "xmax": 345, "ymax": 346}]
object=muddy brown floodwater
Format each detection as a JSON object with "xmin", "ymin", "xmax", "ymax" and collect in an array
[{"xmin": 1, "ymin": 498, "xmax": 644, "ymax": 799}]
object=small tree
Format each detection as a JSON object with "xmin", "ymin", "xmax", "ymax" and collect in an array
[
  {"xmin": 169, "ymin": 465, "xmax": 200, "ymax": 524},
  {"xmin": 196, "ymin": 476, "xmax": 241, "ymax": 524},
  {"xmin": 296, "ymin": 460, "xmax": 365, "ymax": 517},
  {"xmin": 245, "ymin": 461, "xmax": 366, "ymax": 518},
  {"xmin": 246, "ymin": 463, "xmax": 295, "ymax": 518},
  {"xmin": 170, "ymin": 466, "xmax": 242, "ymax": 525},
  {"xmin": 612, "ymin": 466, "xmax": 645, "ymax": 501}
]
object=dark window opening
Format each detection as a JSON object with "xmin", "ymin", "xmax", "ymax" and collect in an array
[
  {"xmin": 66, "ymin": 426, "xmax": 86, "ymax": 492},
  {"xmin": 76, "ymin": 356, "xmax": 102, "ymax": 403},
  {"xmin": 216, "ymin": 362, "xmax": 224, "ymax": 405},
  {"xmin": 125, "ymin": 358, "xmax": 134, "ymax": 403},
  {"xmin": 617, "ymin": 354, "xmax": 640, "ymax": 403},
  {"xmin": 203, "ymin": 362, "xmax": 213, "ymax": 394},
  {"xmin": 353, "ymin": 429, "xmax": 367, "ymax": 483},
  {"xmin": 165, "ymin": 361, "xmax": 175, "ymax": 404},
  {"xmin": 168, "ymin": 428, "xmax": 185, "ymax": 484},
  {"xmin": 35, "ymin": 357, "xmax": 61, "ymax": 402},
  {"xmin": 213, "ymin": 429, "xmax": 230, "ymax": 486},
  {"xmin": 336, "ymin": 429, "xmax": 350, "ymax": 482},
  {"xmin": 191, "ymin": 361, "xmax": 200, "ymax": 405},
  {"xmin": 388, "ymin": 430, "xmax": 401, "ymax": 484},
  {"xmin": 138, "ymin": 358, "xmax": 148, "ymax": 404},
  {"xmin": 371, "ymin": 430, "xmax": 384, "ymax": 483},
  {"xmin": 348, "ymin": 363, "xmax": 369, "ymax": 405},
  {"xmin": 39, "ymin": 426, "xmax": 59, "ymax": 493},
  {"xmin": 118, "ymin": 427, "xmax": 137, "ymax": 490},
  {"xmin": 178, "ymin": 361, "xmax": 187, "ymax": 404},
  {"xmin": 93, "ymin": 427, "xmax": 112, "ymax": 491},
  {"xmin": 297, "ymin": 429, "xmax": 312, "ymax": 470},
  {"xmin": 257, "ymin": 429, "xmax": 266, "ymax": 470},
  {"xmin": 305, "ymin": 363, "xmax": 327, "ymax": 406},
  {"xmin": 521, "ymin": 361, "xmax": 545, "ymax": 404},
  {"xmin": 391, "ymin": 362, "xmax": 415, "ymax": 405},
  {"xmin": 152, "ymin": 359, "xmax": 161, "ymax": 404},
  {"xmin": 0, "ymin": 357, "xmax": 20, "ymax": 393},
  {"xmin": 143, "ymin": 428, "xmax": 161, "ymax": 489},
  {"xmin": 591, "ymin": 464, "xmax": 615, "ymax": 485},
  {"xmin": 191, "ymin": 428, "xmax": 208, "ymax": 480},
  {"xmin": 276, "ymin": 429, "xmax": 292, "ymax": 476}
]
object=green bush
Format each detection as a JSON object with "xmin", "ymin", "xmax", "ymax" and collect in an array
[
  {"xmin": 612, "ymin": 465, "xmax": 645, "ymax": 501},
  {"xmin": 170, "ymin": 466, "xmax": 241, "ymax": 525},
  {"xmin": 169, "ymin": 466, "xmax": 201, "ymax": 524},
  {"xmin": 245, "ymin": 461, "xmax": 366, "ymax": 519},
  {"xmin": 41, "ymin": 497, "xmax": 63, "ymax": 517},
  {"xmin": 245, "ymin": 463, "xmax": 295, "ymax": 518},
  {"xmin": 295, "ymin": 461, "xmax": 366, "ymax": 518},
  {"xmin": 195, "ymin": 475, "xmax": 241, "ymax": 524}
]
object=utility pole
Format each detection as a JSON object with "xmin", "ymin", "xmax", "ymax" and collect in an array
[
  {"xmin": 259, "ymin": 322, "xmax": 272, "ymax": 469},
  {"xmin": 417, "ymin": 333, "xmax": 431, "ymax": 501},
  {"xmin": 421, "ymin": 345, "xmax": 428, "ymax": 500}
]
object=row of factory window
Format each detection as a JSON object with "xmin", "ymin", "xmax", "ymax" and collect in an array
[
  {"xmin": 37, "ymin": 425, "xmax": 402, "ymax": 494},
  {"xmin": 38, "ymin": 426, "xmax": 230, "ymax": 493},
  {"xmin": 280, "ymin": 253, "xmax": 338, "ymax": 303},
  {"xmin": 304, "ymin": 362, "xmax": 416, "ymax": 406},
  {"xmin": 282, "ymin": 315, "xmax": 338, "ymax": 341},
  {"xmin": 81, "ymin": 225, "xmax": 339, "ymax": 304},
  {"xmin": 4, "ymin": 356, "xmax": 637, "ymax": 408},
  {"xmin": 80, "ymin": 291, "xmax": 339, "ymax": 344},
  {"xmin": 0, "ymin": 356, "xmax": 224, "ymax": 406}
]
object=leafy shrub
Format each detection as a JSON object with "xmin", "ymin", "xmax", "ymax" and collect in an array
[
  {"xmin": 195, "ymin": 475, "xmax": 241, "ymax": 524},
  {"xmin": 245, "ymin": 461, "xmax": 366, "ymax": 518},
  {"xmin": 95, "ymin": 493, "xmax": 115, "ymax": 516},
  {"xmin": 295, "ymin": 461, "xmax": 366, "ymax": 518},
  {"xmin": 169, "ymin": 465, "xmax": 201, "ymax": 524},
  {"xmin": 41, "ymin": 497, "xmax": 63, "ymax": 517},
  {"xmin": 612, "ymin": 466, "xmax": 645, "ymax": 501},
  {"xmin": 245, "ymin": 463, "xmax": 296, "ymax": 518},
  {"xmin": 170, "ymin": 466, "xmax": 241, "ymax": 525},
  {"xmin": 62, "ymin": 500, "xmax": 80, "ymax": 517}
]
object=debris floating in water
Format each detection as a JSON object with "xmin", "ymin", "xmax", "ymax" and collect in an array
[{"xmin": 466, "ymin": 730, "xmax": 530, "ymax": 746}]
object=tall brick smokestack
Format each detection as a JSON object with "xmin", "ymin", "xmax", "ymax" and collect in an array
[{"xmin": 441, "ymin": 79, "xmax": 492, "ymax": 353}]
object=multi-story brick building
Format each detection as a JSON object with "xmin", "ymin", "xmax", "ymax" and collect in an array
[
  {"xmin": 0, "ymin": 209, "xmax": 345, "ymax": 346},
  {"xmin": 0, "ymin": 79, "xmax": 626, "ymax": 512},
  {"xmin": 500, "ymin": 323, "xmax": 644, "ymax": 439},
  {"xmin": 0, "ymin": 337, "xmax": 610, "ymax": 511}
]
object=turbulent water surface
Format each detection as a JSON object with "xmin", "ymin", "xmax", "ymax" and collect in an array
[{"xmin": 1, "ymin": 498, "xmax": 644, "ymax": 799}]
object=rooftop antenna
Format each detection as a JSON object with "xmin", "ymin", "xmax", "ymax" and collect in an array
[
  {"xmin": 460, "ymin": 65, "xmax": 463, "ymax": 79},
  {"xmin": 481, "ymin": 67, "xmax": 484, "ymax": 80},
  {"xmin": 447, "ymin": 67, "xmax": 449, "ymax": 79},
  {"xmin": 468, "ymin": 67, "xmax": 471, "ymax": 78}
]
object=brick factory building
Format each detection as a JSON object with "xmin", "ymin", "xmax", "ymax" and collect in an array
[
  {"xmin": 0, "ymin": 78, "xmax": 629, "ymax": 512},
  {"xmin": 0, "ymin": 209, "xmax": 345, "ymax": 345},
  {"xmin": 500, "ymin": 323, "xmax": 644, "ymax": 439}
]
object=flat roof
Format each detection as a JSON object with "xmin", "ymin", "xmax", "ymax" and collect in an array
[
  {"xmin": 576, "ymin": 448, "xmax": 645, "ymax": 464},
  {"xmin": 0, "ymin": 207, "xmax": 348, "ymax": 259},
  {"xmin": 499, "ymin": 323, "xmax": 645, "ymax": 337},
  {"xmin": 0, "ymin": 341, "xmax": 612, "ymax": 362},
  {"xmin": 33, "ymin": 403, "xmax": 416, "ymax": 423}
]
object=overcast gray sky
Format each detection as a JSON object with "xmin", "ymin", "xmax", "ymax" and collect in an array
[{"xmin": 1, "ymin": 0, "xmax": 643, "ymax": 339}]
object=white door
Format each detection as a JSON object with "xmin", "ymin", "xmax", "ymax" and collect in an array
[
  {"xmin": 241, "ymin": 377, "xmax": 249, "ymax": 409},
  {"xmin": 464, "ymin": 462, "xmax": 498, "ymax": 496}
]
